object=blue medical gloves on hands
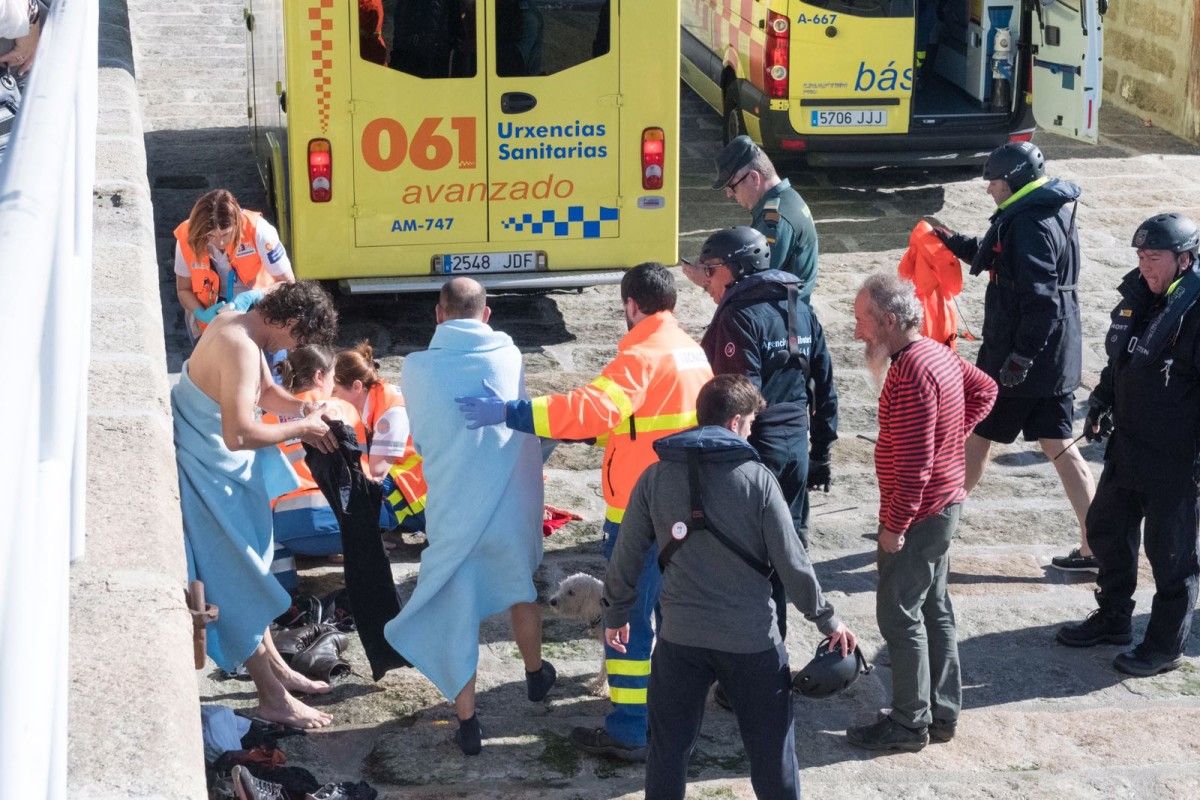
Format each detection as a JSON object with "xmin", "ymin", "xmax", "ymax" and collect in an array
[
  {"xmin": 193, "ymin": 301, "xmax": 228, "ymax": 325},
  {"xmin": 998, "ymin": 352, "xmax": 1034, "ymax": 388},
  {"xmin": 232, "ymin": 289, "xmax": 266, "ymax": 312},
  {"xmin": 455, "ymin": 380, "xmax": 507, "ymax": 429}
]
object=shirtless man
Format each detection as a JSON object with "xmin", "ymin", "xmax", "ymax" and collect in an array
[{"xmin": 179, "ymin": 281, "xmax": 339, "ymax": 728}]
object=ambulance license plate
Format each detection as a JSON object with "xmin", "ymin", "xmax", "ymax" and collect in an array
[
  {"xmin": 438, "ymin": 250, "xmax": 542, "ymax": 275},
  {"xmin": 810, "ymin": 109, "xmax": 889, "ymax": 128}
]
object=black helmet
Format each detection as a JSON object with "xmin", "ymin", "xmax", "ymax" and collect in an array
[
  {"xmin": 697, "ymin": 226, "xmax": 771, "ymax": 280},
  {"xmin": 792, "ymin": 638, "xmax": 871, "ymax": 699},
  {"xmin": 982, "ymin": 141, "xmax": 1045, "ymax": 191},
  {"xmin": 1131, "ymin": 213, "xmax": 1200, "ymax": 256}
]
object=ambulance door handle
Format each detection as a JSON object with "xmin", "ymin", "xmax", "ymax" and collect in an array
[{"xmin": 500, "ymin": 92, "xmax": 538, "ymax": 114}]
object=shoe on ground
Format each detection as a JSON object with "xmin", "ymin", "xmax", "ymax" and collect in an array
[
  {"xmin": 1113, "ymin": 648, "xmax": 1185, "ymax": 677},
  {"xmin": 929, "ymin": 718, "xmax": 956, "ymax": 743},
  {"xmin": 569, "ymin": 726, "xmax": 647, "ymax": 762},
  {"xmin": 526, "ymin": 660, "xmax": 557, "ymax": 702},
  {"xmin": 231, "ymin": 765, "xmax": 285, "ymax": 800},
  {"xmin": 454, "ymin": 714, "xmax": 482, "ymax": 756},
  {"xmin": 1050, "ymin": 547, "xmax": 1099, "ymax": 573},
  {"xmin": 309, "ymin": 781, "xmax": 379, "ymax": 800},
  {"xmin": 1055, "ymin": 609, "xmax": 1132, "ymax": 647},
  {"xmin": 846, "ymin": 715, "xmax": 928, "ymax": 752}
]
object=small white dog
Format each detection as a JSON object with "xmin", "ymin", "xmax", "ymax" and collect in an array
[{"xmin": 548, "ymin": 572, "xmax": 607, "ymax": 695}]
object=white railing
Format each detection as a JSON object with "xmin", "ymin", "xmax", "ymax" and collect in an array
[{"xmin": 0, "ymin": 0, "xmax": 98, "ymax": 797}]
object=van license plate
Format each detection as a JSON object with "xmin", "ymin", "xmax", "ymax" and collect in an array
[
  {"xmin": 438, "ymin": 251, "xmax": 543, "ymax": 275},
  {"xmin": 810, "ymin": 110, "xmax": 889, "ymax": 128}
]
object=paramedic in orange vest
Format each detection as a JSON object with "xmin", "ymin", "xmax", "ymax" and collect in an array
[
  {"xmin": 265, "ymin": 346, "xmax": 366, "ymax": 553},
  {"xmin": 174, "ymin": 189, "xmax": 295, "ymax": 342},
  {"xmin": 456, "ymin": 263, "xmax": 713, "ymax": 762},
  {"xmin": 898, "ymin": 220, "xmax": 964, "ymax": 349},
  {"xmin": 333, "ymin": 342, "xmax": 429, "ymax": 530}
]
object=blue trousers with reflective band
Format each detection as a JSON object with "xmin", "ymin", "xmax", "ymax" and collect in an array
[{"xmin": 602, "ymin": 519, "xmax": 661, "ymax": 748}]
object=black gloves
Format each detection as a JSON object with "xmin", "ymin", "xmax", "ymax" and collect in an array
[
  {"xmin": 931, "ymin": 226, "xmax": 954, "ymax": 246},
  {"xmin": 998, "ymin": 352, "xmax": 1034, "ymax": 389},
  {"xmin": 807, "ymin": 457, "xmax": 831, "ymax": 493},
  {"xmin": 1083, "ymin": 398, "xmax": 1113, "ymax": 443}
]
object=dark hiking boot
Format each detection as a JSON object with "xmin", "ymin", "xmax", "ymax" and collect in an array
[
  {"xmin": 1050, "ymin": 547, "xmax": 1099, "ymax": 573},
  {"xmin": 231, "ymin": 765, "xmax": 284, "ymax": 800},
  {"xmin": 1113, "ymin": 648, "xmax": 1185, "ymax": 677},
  {"xmin": 526, "ymin": 660, "xmax": 557, "ymax": 702},
  {"xmin": 569, "ymin": 726, "xmax": 647, "ymax": 762},
  {"xmin": 847, "ymin": 715, "xmax": 928, "ymax": 752},
  {"xmin": 1056, "ymin": 609, "xmax": 1132, "ymax": 647},
  {"xmin": 929, "ymin": 718, "xmax": 957, "ymax": 743},
  {"xmin": 454, "ymin": 714, "xmax": 482, "ymax": 756}
]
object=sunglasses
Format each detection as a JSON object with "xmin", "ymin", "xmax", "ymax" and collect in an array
[{"xmin": 725, "ymin": 171, "xmax": 752, "ymax": 192}]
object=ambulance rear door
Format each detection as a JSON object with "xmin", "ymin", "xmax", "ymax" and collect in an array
[
  {"xmin": 1030, "ymin": 0, "xmax": 1103, "ymax": 143},
  {"xmin": 486, "ymin": 1, "xmax": 621, "ymax": 253},
  {"xmin": 347, "ymin": 1, "xmax": 489, "ymax": 252},
  {"xmin": 786, "ymin": 1, "xmax": 916, "ymax": 137}
]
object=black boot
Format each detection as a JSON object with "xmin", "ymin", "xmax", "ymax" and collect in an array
[
  {"xmin": 1056, "ymin": 608, "xmax": 1132, "ymax": 647},
  {"xmin": 1113, "ymin": 646, "xmax": 1184, "ymax": 677},
  {"xmin": 526, "ymin": 660, "xmax": 557, "ymax": 702}
]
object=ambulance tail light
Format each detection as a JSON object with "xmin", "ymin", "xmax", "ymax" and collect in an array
[
  {"xmin": 765, "ymin": 12, "xmax": 790, "ymax": 99},
  {"xmin": 308, "ymin": 139, "xmax": 332, "ymax": 203},
  {"xmin": 779, "ymin": 138, "xmax": 807, "ymax": 151},
  {"xmin": 641, "ymin": 128, "xmax": 665, "ymax": 190}
]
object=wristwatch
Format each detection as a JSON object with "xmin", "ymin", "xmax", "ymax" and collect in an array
[{"xmin": 28, "ymin": 1, "xmax": 41, "ymax": 25}]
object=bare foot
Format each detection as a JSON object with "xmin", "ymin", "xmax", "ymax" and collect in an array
[
  {"xmin": 274, "ymin": 664, "xmax": 333, "ymax": 696},
  {"xmin": 251, "ymin": 692, "xmax": 333, "ymax": 729}
]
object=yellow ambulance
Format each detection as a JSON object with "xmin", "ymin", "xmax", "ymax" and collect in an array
[
  {"xmin": 243, "ymin": 1, "xmax": 679, "ymax": 292},
  {"xmin": 681, "ymin": 0, "xmax": 1104, "ymax": 166}
]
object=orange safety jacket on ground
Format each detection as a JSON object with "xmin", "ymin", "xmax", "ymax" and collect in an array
[
  {"xmin": 174, "ymin": 209, "xmax": 285, "ymax": 309},
  {"xmin": 898, "ymin": 220, "xmax": 964, "ymax": 349},
  {"xmin": 505, "ymin": 311, "xmax": 713, "ymax": 525},
  {"xmin": 264, "ymin": 390, "xmax": 367, "ymax": 513},
  {"xmin": 364, "ymin": 381, "xmax": 429, "ymax": 518}
]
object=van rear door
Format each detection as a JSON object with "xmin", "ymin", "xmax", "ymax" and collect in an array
[
  {"xmin": 786, "ymin": 1, "xmax": 916, "ymax": 137},
  {"xmin": 486, "ymin": 1, "xmax": 620, "ymax": 246},
  {"xmin": 347, "ymin": 1, "xmax": 489, "ymax": 250},
  {"xmin": 1031, "ymin": 0, "xmax": 1103, "ymax": 143}
]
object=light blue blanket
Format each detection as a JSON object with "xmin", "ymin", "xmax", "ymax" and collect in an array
[
  {"xmin": 173, "ymin": 363, "xmax": 299, "ymax": 671},
  {"xmin": 387, "ymin": 319, "xmax": 544, "ymax": 700}
]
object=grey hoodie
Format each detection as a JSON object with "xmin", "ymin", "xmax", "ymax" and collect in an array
[{"xmin": 602, "ymin": 425, "xmax": 839, "ymax": 653}]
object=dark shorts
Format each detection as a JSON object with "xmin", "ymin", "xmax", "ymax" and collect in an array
[{"xmin": 973, "ymin": 392, "xmax": 1075, "ymax": 444}]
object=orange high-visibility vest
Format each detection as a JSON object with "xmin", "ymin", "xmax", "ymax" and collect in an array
[
  {"xmin": 529, "ymin": 312, "xmax": 713, "ymax": 524},
  {"xmin": 364, "ymin": 381, "xmax": 429, "ymax": 512},
  {"xmin": 265, "ymin": 390, "xmax": 367, "ymax": 513},
  {"xmin": 898, "ymin": 220, "xmax": 964, "ymax": 349},
  {"xmin": 174, "ymin": 209, "xmax": 285, "ymax": 309},
  {"xmin": 362, "ymin": 381, "xmax": 405, "ymax": 437}
]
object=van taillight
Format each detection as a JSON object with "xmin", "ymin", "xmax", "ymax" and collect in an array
[
  {"xmin": 765, "ymin": 12, "xmax": 790, "ymax": 99},
  {"xmin": 308, "ymin": 139, "xmax": 332, "ymax": 203},
  {"xmin": 641, "ymin": 128, "xmax": 665, "ymax": 190}
]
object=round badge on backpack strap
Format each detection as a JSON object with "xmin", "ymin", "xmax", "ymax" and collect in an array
[{"xmin": 671, "ymin": 521, "xmax": 688, "ymax": 541}]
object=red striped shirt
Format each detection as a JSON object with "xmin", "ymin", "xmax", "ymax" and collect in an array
[{"xmin": 875, "ymin": 338, "xmax": 997, "ymax": 533}]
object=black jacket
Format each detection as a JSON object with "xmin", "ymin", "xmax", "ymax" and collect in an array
[
  {"xmin": 700, "ymin": 270, "xmax": 838, "ymax": 457},
  {"xmin": 945, "ymin": 178, "xmax": 1083, "ymax": 397},
  {"xmin": 1092, "ymin": 270, "xmax": 1200, "ymax": 494}
]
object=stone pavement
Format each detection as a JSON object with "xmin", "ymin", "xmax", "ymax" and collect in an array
[{"xmin": 122, "ymin": 2, "xmax": 1200, "ymax": 797}]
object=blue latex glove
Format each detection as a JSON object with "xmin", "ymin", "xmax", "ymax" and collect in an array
[
  {"xmin": 455, "ymin": 380, "xmax": 507, "ymax": 429},
  {"xmin": 232, "ymin": 289, "xmax": 266, "ymax": 312},
  {"xmin": 193, "ymin": 301, "xmax": 228, "ymax": 325}
]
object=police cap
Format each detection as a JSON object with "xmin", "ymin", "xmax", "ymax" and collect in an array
[
  {"xmin": 982, "ymin": 141, "xmax": 1045, "ymax": 191},
  {"xmin": 712, "ymin": 135, "xmax": 760, "ymax": 190},
  {"xmin": 1131, "ymin": 213, "xmax": 1200, "ymax": 256},
  {"xmin": 697, "ymin": 226, "xmax": 771, "ymax": 280}
]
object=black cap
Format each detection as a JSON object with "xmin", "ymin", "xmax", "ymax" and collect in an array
[
  {"xmin": 1131, "ymin": 213, "xmax": 1200, "ymax": 254},
  {"xmin": 712, "ymin": 135, "xmax": 760, "ymax": 190}
]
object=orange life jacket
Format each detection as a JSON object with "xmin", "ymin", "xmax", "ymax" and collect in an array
[
  {"xmin": 265, "ymin": 390, "xmax": 367, "ymax": 513},
  {"xmin": 898, "ymin": 220, "xmax": 964, "ymax": 349},
  {"xmin": 528, "ymin": 312, "xmax": 713, "ymax": 524},
  {"xmin": 174, "ymin": 209, "xmax": 284, "ymax": 309}
]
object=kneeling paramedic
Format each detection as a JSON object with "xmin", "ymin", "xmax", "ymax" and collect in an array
[
  {"xmin": 457, "ymin": 263, "xmax": 713, "ymax": 760},
  {"xmin": 694, "ymin": 226, "xmax": 838, "ymax": 553},
  {"xmin": 602, "ymin": 374, "xmax": 856, "ymax": 800},
  {"xmin": 1057, "ymin": 213, "xmax": 1200, "ymax": 677}
]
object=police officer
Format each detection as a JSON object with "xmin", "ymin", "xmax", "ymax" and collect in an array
[
  {"xmin": 1056, "ymin": 213, "xmax": 1200, "ymax": 677},
  {"xmin": 683, "ymin": 135, "xmax": 819, "ymax": 301},
  {"xmin": 936, "ymin": 141, "xmax": 1096, "ymax": 573},
  {"xmin": 693, "ymin": 226, "xmax": 837, "ymax": 552}
]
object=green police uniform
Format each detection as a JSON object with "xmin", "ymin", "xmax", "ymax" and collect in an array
[{"xmin": 751, "ymin": 179, "xmax": 819, "ymax": 302}]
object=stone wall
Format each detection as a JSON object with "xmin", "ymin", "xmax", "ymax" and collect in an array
[{"xmin": 1101, "ymin": 0, "xmax": 1200, "ymax": 143}]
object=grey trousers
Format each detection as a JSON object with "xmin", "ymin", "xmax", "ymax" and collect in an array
[{"xmin": 876, "ymin": 503, "xmax": 962, "ymax": 729}]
